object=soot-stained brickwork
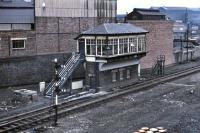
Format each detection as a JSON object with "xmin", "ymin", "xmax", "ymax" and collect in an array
[
  {"xmin": 0, "ymin": 31, "xmax": 36, "ymax": 57},
  {"xmin": 0, "ymin": 53, "xmax": 71, "ymax": 87},
  {"xmin": 0, "ymin": 17, "xmax": 115, "ymax": 58},
  {"xmin": 0, "ymin": 17, "xmax": 114, "ymax": 87},
  {"xmin": 128, "ymin": 20, "xmax": 175, "ymax": 69}
]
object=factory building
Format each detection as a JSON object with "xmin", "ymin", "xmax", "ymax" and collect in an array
[
  {"xmin": 126, "ymin": 8, "xmax": 175, "ymax": 69},
  {"xmin": 0, "ymin": 0, "xmax": 117, "ymax": 57},
  {"xmin": 0, "ymin": 0, "xmax": 117, "ymax": 87}
]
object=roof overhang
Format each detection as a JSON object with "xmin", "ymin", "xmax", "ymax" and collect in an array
[
  {"xmin": 99, "ymin": 59, "xmax": 139, "ymax": 71},
  {"xmin": 75, "ymin": 32, "xmax": 148, "ymax": 40}
]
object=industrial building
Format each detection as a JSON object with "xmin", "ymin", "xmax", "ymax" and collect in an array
[
  {"xmin": 0, "ymin": 0, "xmax": 117, "ymax": 87},
  {"xmin": 126, "ymin": 8, "xmax": 174, "ymax": 69},
  {"xmin": 0, "ymin": 0, "xmax": 117, "ymax": 57},
  {"xmin": 126, "ymin": 8, "xmax": 166, "ymax": 20}
]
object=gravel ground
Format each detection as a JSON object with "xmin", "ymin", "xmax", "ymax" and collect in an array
[
  {"xmin": 0, "ymin": 84, "xmax": 51, "ymax": 119},
  {"xmin": 36, "ymin": 72, "xmax": 200, "ymax": 133},
  {"xmin": 2, "ymin": 59, "xmax": 200, "ymax": 132}
]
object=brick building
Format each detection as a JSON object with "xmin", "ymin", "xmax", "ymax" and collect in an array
[
  {"xmin": 126, "ymin": 8, "xmax": 165, "ymax": 20},
  {"xmin": 0, "ymin": 0, "xmax": 117, "ymax": 57},
  {"xmin": 126, "ymin": 8, "xmax": 174, "ymax": 69},
  {"xmin": 0, "ymin": 0, "xmax": 117, "ymax": 87}
]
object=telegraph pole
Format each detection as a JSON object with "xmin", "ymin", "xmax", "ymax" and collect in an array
[
  {"xmin": 180, "ymin": 36, "xmax": 183, "ymax": 63},
  {"xmin": 186, "ymin": 22, "xmax": 189, "ymax": 61},
  {"xmin": 185, "ymin": 8, "xmax": 189, "ymax": 62}
]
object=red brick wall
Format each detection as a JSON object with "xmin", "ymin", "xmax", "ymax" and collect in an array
[{"xmin": 128, "ymin": 20, "xmax": 175, "ymax": 69}]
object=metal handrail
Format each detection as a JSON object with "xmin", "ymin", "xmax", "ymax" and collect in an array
[{"xmin": 45, "ymin": 53, "xmax": 81, "ymax": 96}]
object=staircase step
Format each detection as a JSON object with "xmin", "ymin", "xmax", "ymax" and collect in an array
[{"xmin": 44, "ymin": 53, "xmax": 81, "ymax": 96}]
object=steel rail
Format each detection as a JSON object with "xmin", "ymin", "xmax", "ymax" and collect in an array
[{"xmin": 1, "ymin": 65, "xmax": 200, "ymax": 132}]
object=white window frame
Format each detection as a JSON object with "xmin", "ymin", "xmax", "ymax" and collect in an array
[
  {"xmin": 137, "ymin": 35, "xmax": 146, "ymax": 52},
  {"xmin": 96, "ymin": 37, "xmax": 106, "ymax": 57},
  {"xmin": 85, "ymin": 37, "xmax": 96, "ymax": 56},
  {"xmin": 129, "ymin": 37, "xmax": 138, "ymax": 53},
  {"xmin": 11, "ymin": 38, "xmax": 26, "ymax": 50}
]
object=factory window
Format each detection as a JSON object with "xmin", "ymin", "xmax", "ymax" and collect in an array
[
  {"xmin": 138, "ymin": 36, "xmax": 146, "ymax": 52},
  {"xmin": 11, "ymin": 38, "xmax": 26, "ymax": 49},
  {"xmin": 111, "ymin": 70, "xmax": 117, "ymax": 82},
  {"xmin": 86, "ymin": 39, "xmax": 96, "ymax": 55},
  {"xmin": 129, "ymin": 37, "xmax": 137, "ymax": 53},
  {"xmin": 126, "ymin": 69, "xmax": 131, "ymax": 79}
]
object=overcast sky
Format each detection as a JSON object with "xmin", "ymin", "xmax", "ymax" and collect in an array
[{"xmin": 118, "ymin": 0, "xmax": 200, "ymax": 14}]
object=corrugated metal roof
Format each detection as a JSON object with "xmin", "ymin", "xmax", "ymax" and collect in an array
[
  {"xmin": 0, "ymin": 9, "xmax": 34, "ymax": 23},
  {"xmin": 0, "ymin": 0, "xmax": 34, "ymax": 8},
  {"xmin": 80, "ymin": 23, "xmax": 148, "ymax": 36}
]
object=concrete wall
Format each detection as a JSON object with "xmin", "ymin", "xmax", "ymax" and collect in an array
[{"xmin": 128, "ymin": 20, "xmax": 175, "ymax": 69}]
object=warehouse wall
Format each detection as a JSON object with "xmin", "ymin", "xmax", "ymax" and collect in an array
[{"xmin": 35, "ymin": 0, "xmax": 117, "ymax": 18}]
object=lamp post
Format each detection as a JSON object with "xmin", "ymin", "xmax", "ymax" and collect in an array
[
  {"xmin": 52, "ymin": 58, "xmax": 60, "ymax": 126},
  {"xmin": 54, "ymin": 83, "xmax": 59, "ymax": 126}
]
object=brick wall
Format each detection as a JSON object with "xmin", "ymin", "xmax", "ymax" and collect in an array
[
  {"xmin": 0, "ymin": 17, "xmax": 115, "ymax": 87},
  {"xmin": 85, "ymin": 61, "xmax": 139, "ymax": 92},
  {"xmin": 35, "ymin": 17, "xmax": 115, "ymax": 55},
  {"xmin": 0, "ymin": 31, "xmax": 36, "ymax": 57},
  {"xmin": 128, "ymin": 20, "xmax": 175, "ymax": 69},
  {"xmin": 0, "ymin": 17, "xmax": 115, "ymax": 58},
  {"xmin": 99, "ymin": 65, "xmax": 138, "ymax": 91},
  {"xmin": 0, "ymin": 52, "xmax": 84, "ymax": 87}
]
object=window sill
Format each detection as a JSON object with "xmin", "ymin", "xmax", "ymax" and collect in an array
[{"xmin": 12, "ymin": 48, "xmax": 25, "ymax": 50}]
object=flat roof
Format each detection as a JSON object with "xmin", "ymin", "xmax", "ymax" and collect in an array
[
  {"xmin": 0, "ymin": 9, "xmax": 34, "ymax": 23},
  {"xmin": 0, "ymin": 0, "xmax": 34, "ymax": 8}
]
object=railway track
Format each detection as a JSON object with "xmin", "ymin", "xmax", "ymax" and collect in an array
[{"xmin": 1, "ymin": 65, "xmax": 200, "ymax": 133}]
